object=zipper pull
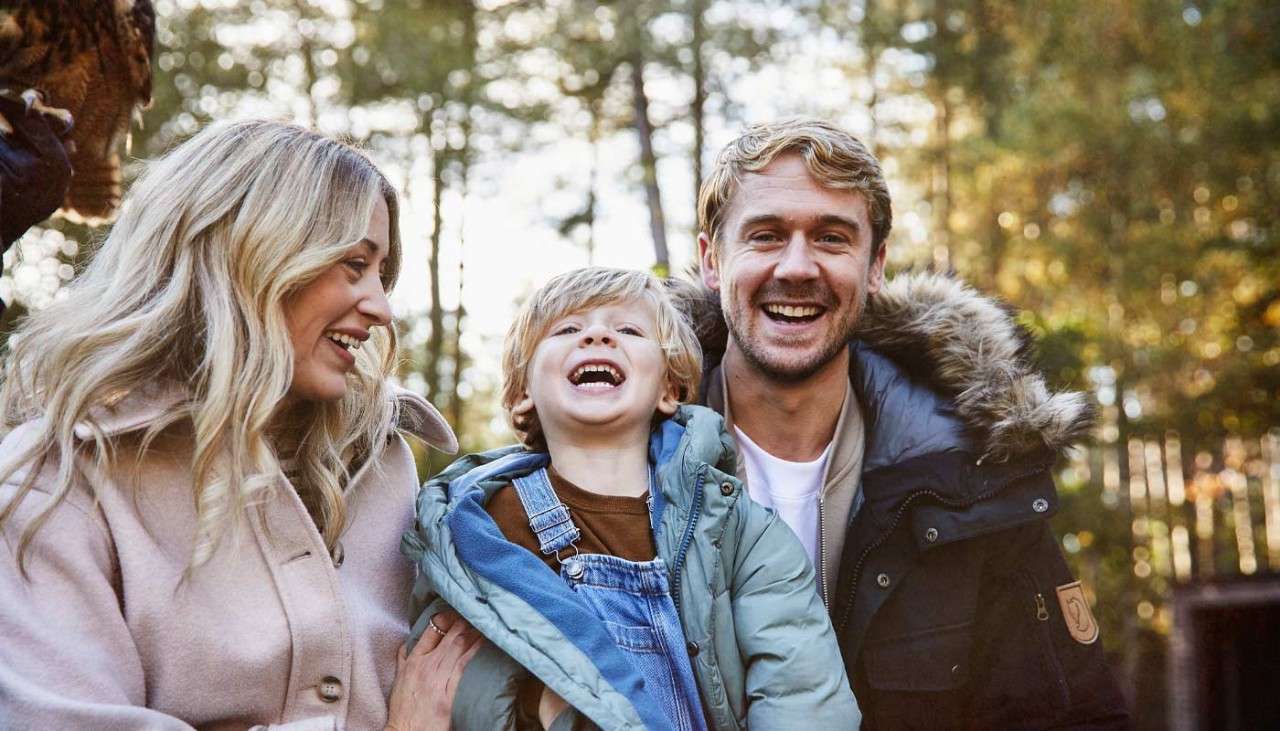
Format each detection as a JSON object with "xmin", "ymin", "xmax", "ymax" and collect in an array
[{"xmin": 1035, "ymin": 593, "xmax": 1050, "ymax": 621}]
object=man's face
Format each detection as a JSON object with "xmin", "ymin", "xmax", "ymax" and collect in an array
[{"xmin": 699, "ymin": 153, "xmax": 886, "ymax": 382}]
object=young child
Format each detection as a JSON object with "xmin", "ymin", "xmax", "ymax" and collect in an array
[{"xmin": 401, "ymin": 267, "xmax": 858, "ymax": 730}]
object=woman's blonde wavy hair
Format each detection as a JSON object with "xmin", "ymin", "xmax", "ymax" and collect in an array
[{"xmin": 0, "ymin": 119, "xmax": 402, "ymax": 572}]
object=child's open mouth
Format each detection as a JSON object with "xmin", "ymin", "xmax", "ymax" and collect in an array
[
  {"xmin": 761, "ymin": 303, "xmax": 825, "ymax": 325},
  {"xmin": 568, "ymin": 362, "xmax": 626, "ymax": 390}
]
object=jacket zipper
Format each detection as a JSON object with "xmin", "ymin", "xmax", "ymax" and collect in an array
[
  {"xmin": 670, "ymin": 470, "xmax": 706, "ymax": 612},
  {"xmin": 834, "ymin": 462, "xmax": 1047, "ymax": 634},
  {"xmin": 818, "ymin": 495, "xmax": 829, "ymax": 609}
]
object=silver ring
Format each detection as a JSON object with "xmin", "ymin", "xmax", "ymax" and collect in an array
[{"xmin": 427, "ymin": 619, "xmax": 446, "ymax": 637}]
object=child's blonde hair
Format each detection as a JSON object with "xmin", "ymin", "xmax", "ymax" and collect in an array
[{"xmin": 501, "ymin": 267, "xmax": 702, "ymax": 449}]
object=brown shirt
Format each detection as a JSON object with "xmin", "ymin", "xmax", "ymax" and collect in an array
[{"xmin": 485, "ymin": 465, "xmax": 657, "ymax": 570}]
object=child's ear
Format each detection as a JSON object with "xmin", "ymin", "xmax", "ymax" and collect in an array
[
  {"xmin": 512, "ymin": 392, "xmax": 535, "ymax": 419},
  {"xmin": 656, "ymin": 381, "xmax": 680, "ymax": 417}
]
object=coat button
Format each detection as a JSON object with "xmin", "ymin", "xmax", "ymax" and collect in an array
[
  {"xmin": 876, "ymin": 573, "xmax": 891, "ymax": 588},
  {"xmin": 687, "ymin": 641, "xmax": 700, "ymax": 657},
  {"xmin": 1032, "ymin": 498, "xmax": 1049, "ymax": 513},
  {"xmin": 331, "ymin": 541, "xmax": 345, "ymax": 568},
  {"xmin": 720, "ymin": 481, "xmax": 734, "ymax": 496},
  {"xmin": 318, "ymin": 676, "xmax": 342, "ymax": 703},
  {"xmin": 925, "ymin": 528, "xmax": 939, "ymax": 543}
]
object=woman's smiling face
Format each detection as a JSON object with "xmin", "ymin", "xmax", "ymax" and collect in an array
[{"xmin": 282, "ymin": 196, "xmax": 393, "ymax": 403}]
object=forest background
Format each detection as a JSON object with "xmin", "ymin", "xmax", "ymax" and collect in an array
[{"xmin": 2, "ymin": 1, "xmax": 1277, "ymax": 727}]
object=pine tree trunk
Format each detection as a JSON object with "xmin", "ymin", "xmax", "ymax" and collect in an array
[
  {"xmin": 424, "ymin": 140, "xmax": 445, "ymax": 407},
  {"xmin": 690, "ymin": 0, "xmax": 706, "ymax": 236},
  {"xmin": 631, "ymin": 57, "xmax": 669, "ymax": 274}
]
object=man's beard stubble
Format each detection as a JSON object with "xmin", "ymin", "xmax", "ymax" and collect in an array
[{"xmin": 722, "ymin": 279, "xmax": 866, "ymax": 384}]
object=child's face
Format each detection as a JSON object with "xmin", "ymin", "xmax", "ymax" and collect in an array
[{"xmin": 516, "ymin": 296, "xmax": 680, "ymax": 445}]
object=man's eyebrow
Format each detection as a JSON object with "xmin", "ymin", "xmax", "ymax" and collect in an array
[
  {"xmin": 815, "ymin": 214, "xmax": 863, "ymax": 231},
  {"xmin": 736, "ymin": 213, "xmax": 863, "ymax": 231}
]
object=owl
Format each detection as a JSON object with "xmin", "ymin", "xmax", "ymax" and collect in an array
[{"xmin": 0, "ymin": 0, "xmax": 155, "ymax": 224}]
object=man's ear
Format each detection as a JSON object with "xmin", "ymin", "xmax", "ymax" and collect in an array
[
  {"xmin": 697, "ymin": 232, "xmax": 720, "ymax": 292},
  {"xmin": 866, "ymin": 240, "xmax": 887, "ymax": 296}
]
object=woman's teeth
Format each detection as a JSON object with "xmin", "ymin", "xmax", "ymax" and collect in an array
[{"xmin": 324, "ymin": 331, "xmax": 362, "ymax": 350}]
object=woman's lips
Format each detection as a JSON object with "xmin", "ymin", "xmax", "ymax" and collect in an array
[{"xmin": 325, "ymin": 336, "xmax": 356, "ymax": 366}]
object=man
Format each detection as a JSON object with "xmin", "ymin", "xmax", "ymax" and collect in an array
[{"xmin": 684, "ymin": 119, "xmax": 1129, "ymax": 728}]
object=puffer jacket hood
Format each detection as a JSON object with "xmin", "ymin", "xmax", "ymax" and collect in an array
[{"xmin": 671, "ymin": 271, "xmax": 1094, "ymax": 464}]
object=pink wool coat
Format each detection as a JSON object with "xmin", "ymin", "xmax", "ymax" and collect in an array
[{"xmin": 0, "ymin": 385, "xmax": 456, "ymax": 730}]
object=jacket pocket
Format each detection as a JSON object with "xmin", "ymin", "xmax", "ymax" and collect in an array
[{"xmin": 863, "ymin": 620, "xmax": 973, "ymax": 692}]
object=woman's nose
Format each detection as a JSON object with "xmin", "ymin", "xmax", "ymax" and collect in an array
[{"xmin": 357, "ymin": 284, "xmax": 392, "ymax": 327}]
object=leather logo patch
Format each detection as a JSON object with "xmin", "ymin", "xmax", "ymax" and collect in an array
[{"xmin": 1055, "ymin": 581, "xmax": 1099, "ymax": 645}]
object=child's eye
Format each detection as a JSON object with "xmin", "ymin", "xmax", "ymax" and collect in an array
[
  {"xmin": 618, "ymin": 325, "xmax": 643, "ymax": 336},
  {"xmin": 553, "ymin": 324, "xmax": 580, "ymax": 336}
]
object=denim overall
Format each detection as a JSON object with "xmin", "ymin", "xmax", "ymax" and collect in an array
[{"xmin": 511, "ymin": 467, "xmax": 708, "ymax": 731}]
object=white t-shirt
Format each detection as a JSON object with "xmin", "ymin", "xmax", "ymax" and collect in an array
[{"xmin": 733, "ymin": 425, "xmax": 832, "ymax": 573}]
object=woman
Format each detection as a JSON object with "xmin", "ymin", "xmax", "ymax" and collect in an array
[{"xmin": 0, "ymin": 120, "xmax": 474, "ymax": 729}]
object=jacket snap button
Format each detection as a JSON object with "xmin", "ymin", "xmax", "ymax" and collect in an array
[
  {"xmin": 318, "ymin": 676, "xmax": 342, "ymax": 703},
  {"xmin": 876, "ymin": 573, "xmax": 891, "ymax": 588},
  {"xmin": 951, "ymin": 664, "xmax": 961, "ymax": 675},
  {"xmin": 720, "ymin": 481, "xmax": 734, "ymax": 496},
  {"xmin": 687, "ymin": 641, "xmax": 700, "ymax": 657},
  {"xmin": 1032, "ymin": 498, "xmax": 1049, "ymax": 513},
  {"xmin": 331, "ymin": 541, "xmax": 345, "ymax": 568},
  {"xmin": 925, "ymin": 528, "xmax": 939, "ymax": 543}
]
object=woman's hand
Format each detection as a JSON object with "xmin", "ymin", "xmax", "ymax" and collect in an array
[{"xmin": 384, "ymin": 610, "xmax": 483, "ymax": 731}]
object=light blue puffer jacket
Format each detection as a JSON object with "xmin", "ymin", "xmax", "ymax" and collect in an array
[{"xmin": 401, "ymin": 404, "xmax": 858, "ymax": 730}]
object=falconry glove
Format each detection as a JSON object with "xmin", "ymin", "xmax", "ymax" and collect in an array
[{"xmin": 0, "ymin": 93, "xmax": 73, "ymax": 250}]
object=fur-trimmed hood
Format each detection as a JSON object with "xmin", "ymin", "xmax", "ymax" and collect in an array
[{"xmin": 670, "ymin": 272, "xmax": 1093, "ymax": 463}]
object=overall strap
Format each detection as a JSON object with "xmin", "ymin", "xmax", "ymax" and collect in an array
[{"xmin": 511, "ymin": 467, "xmax": 581, "ymax": 556}]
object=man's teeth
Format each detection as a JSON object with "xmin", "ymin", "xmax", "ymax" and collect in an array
[
  {"xmin": 324, "ymin": 331, "xmax": 362, "ymax": 350},
  {"xmin": 571, "ymin": 363, "xmax": 623, "ymax": 385},
  {"xmin": 764, "ymin": 304, "xmax": 822, "ymax": 318}
]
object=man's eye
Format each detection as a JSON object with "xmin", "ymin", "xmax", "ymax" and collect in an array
[
  {"xmin": 817, "ymin": 234, "xmax": 849, "ymax": 246},
  {"xmin": 748, "ymin": 232, "xmax": 781, "ymax": 244}
]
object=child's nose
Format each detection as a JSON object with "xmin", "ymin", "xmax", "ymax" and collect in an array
[{"xmin": 579, "ymin": 325, "xmax": 614, "ymax": 346}]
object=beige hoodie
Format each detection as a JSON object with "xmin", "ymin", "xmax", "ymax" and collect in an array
[
  {"xmin": 0, "ymin": 385, "xmax": 454, "ymax": 730},
  {"xmin": 704, "ymin": 364, "xmax": 865, "ymax": 608}
]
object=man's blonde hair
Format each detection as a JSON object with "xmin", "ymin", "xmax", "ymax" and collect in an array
[
  {"xmin": 698, "ymin": 118, "xmax": 893, "ymax": 256},
  {"xmin": 501, "ymin": 267, "xmax": 702, "ymax": 450},
  {"xmin": 0, "ymin": 120, "xmax": 402, "ymax": 572}
]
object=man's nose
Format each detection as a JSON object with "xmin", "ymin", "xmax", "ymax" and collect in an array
[
  {"xmin": 773, "ymin": 232, "xmax": 820, "ymax": 281},
  {"xmin": 357, "ymin": 283, "xmax": 392, "ymax": 327},
  {"xmin": 579, "ymin": 323, "xmax": 615, "ymax": 346}
]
